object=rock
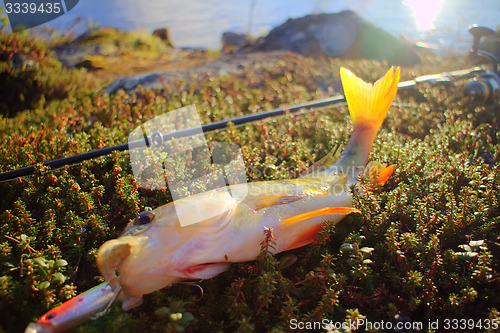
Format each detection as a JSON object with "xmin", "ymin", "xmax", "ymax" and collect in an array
[
  {"xmin": 152, "ymin": 28, "xmax": 174, "ymax": 47},
  {"xmin": 221, "ymin": 32, "xmax": 258, "ymax": 54},
  {"xmin": 221, "ymin": 32, "xmax": 255, "ymax": 53},
  {"xmin": 253, "ymin": 11, "xmax": 420, "ymax": 65},
  {"xmin": 479, "ymin": 34, "xmax": 500, "ymax": 63},
  {"xmin": 54, "ymin": 43, "xmax": 103, "ymax": 68},
  {"xmin": 222, "ymin": 32, "xmax": 248, "ymax": 47}
]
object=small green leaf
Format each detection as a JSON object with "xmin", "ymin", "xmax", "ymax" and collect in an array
[
  {"xmin": 360, "ymin": 247, "xmax": 374, "ymax": 254},
  {"xmin": 155, "ymin": 307, "xmax": 171, "ymax": 317},
  {"xmin": 468, "ymin": 240, "xmax": 484, "ymax": 248},
  {"xmin": 340, "ymin": 243, "xmax": 358, "ymax": 252},
  {"xmin": 34, "ymin": 258, "xmax": 49, "ymax": 269},
  {"xmin": 458, "ymin": 244, "xmax": 472, "ymax": 252},
  {"xmin": 170, "ymin": 312, "xmax": 182, "ymax": 322},
  {"xmin": 346, "ymin": 258, "xmax": 357, "ymax": 266},
  {"xmin": 182, "ymin": 312, "xmax": 194, "ymax": 322},
  {"xmin": 39, "ymin": 281, "xmax": 50, "ymax": 290},
  {"xmin": 456, "ymin": 252, "xmax": 478, "ymax": 260},
  {"xmin": 52, "ymin": 272, "xmax": 66, "ymax": 284},
  {"xmin": 54, "ymin": 259, "xmax": 68, "ymax": 268}
]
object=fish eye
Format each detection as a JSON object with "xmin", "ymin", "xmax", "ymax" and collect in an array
[
  {"xmin": 133, "ymin": 211, "xmax": 155, "ymax": 226},
  {"xmin": 46, "ymin": 313, "xmax": 56, "ymax": 320}
]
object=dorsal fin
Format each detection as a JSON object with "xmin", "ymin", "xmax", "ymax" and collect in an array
[
  {"xmin": 304, "ymin": 145, "xmax": 342, "ymax": 175},
  {"xmin": 243, "ymin": 193, "xmax": 302, "ymax": 211}
]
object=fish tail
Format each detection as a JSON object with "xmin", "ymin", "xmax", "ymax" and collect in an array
[
  {"xmin": 341, "ymin": 66, "xmax": 400, "ymax": 131},
  {"xmin": 334, "ymin": 66, "xmax": 400, "ymax": 172}
]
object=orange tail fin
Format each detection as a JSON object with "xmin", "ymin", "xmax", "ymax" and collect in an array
[
  {"xmin": 331, "ymin": 67, "xmax": 400, "ymax": 172},
  {"xmin": 340, "ymin": 66, "xmax": 400, "ymax": 132}
]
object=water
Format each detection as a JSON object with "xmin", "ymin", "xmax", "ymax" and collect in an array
[{"xmin": 7, "ymin": 0, "xmax": 500, "ymax": 52}]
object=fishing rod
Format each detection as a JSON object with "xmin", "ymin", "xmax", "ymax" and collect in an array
[
  {"xmin": 0, "ymin": 26, "xmax": 498, "ymax": 183},
  {"xmin": 464, "ymin": 25, "xmax": 500, "ymax": 101}
]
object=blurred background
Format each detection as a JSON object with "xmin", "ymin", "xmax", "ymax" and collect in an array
[{"xmin": 3, "ymin": 0, "xmax": 498, "ymax": 52}]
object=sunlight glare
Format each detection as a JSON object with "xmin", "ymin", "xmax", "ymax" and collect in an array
[{"xmin": 403, "ymin": 0, "xmax": 443, "ymax": 30}]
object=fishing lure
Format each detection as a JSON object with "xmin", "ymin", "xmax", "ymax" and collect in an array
[{"xmin": 26, "ymin": 66, "xmax": 400, "ymax": 333}]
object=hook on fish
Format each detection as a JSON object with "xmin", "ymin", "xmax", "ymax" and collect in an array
[{"xmin": 177, "ymin": 281, "xmax": 204, "ymax": 300}]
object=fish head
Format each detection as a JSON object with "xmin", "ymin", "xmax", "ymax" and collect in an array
[
  {"xmin": 97, "ymin": 191, "xmax": 237, "ymax": 310},
  {"xmin": 96, "ymin": 206, "xmax": 187, "ymax": 310}
]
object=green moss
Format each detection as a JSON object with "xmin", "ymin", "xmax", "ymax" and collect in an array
[
  {"xmin": 0, "ymin": 28, "xmax": 101, "ymax": 117},
  {"xmin": 77, "ymin": 27, "xmax": 169, "ymax": 53},
  {"xmin": 0, "ymin": 28, "xmax": 499, "ymax": 333},
  {"xmin": 67, "ymin": 27, "xmax": 187, "ymax": 79}
]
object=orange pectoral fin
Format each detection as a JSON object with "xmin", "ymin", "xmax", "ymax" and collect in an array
[
  {"xmin": 282, "ymin": 207, "xmax": 361, "ymax": 224},
  {"xmin": 373, "ymin": 164, "xmax": 394, "ymax": 186},
  {"xmin": 284, "ymin": 224, "xmax": 324, "ymax": 251},
  {"xmin": 365, "ymin": 161, "xmax": 395, "ymax": 186}
]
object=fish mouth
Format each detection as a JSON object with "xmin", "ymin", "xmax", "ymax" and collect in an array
[
  {"xmin": 97, "ymin": 233, "xmax": 187, "ymax": 310},
  {"xmin": 96, "ymin": 239, "xmax": 132, "ymax": 284},
  {"xmin": 96, "ymin": 235, "xmax": 148, "ymax": 310}
]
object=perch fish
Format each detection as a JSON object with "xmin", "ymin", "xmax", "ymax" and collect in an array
[{"xmin": 25, "ymin": 66, "xmax": 400, "ymax": 333}]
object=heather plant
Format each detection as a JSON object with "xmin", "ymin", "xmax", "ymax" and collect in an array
[
  {"xmin": 0, "ymin": 27, "xmax": 499, "ymax": 332},
  {"xmin": 0, "ymin": 21, "xmax": 100, "ymax": 117}
]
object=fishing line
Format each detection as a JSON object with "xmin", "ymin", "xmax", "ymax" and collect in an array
[{"xmin": 91, "ymin": 284, "xmax": 122, "ymax": 320}]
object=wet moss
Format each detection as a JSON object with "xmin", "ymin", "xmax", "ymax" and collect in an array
[{"xmin": 0, "ymin": 27, "xmax": 499, "ymax": 333}]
